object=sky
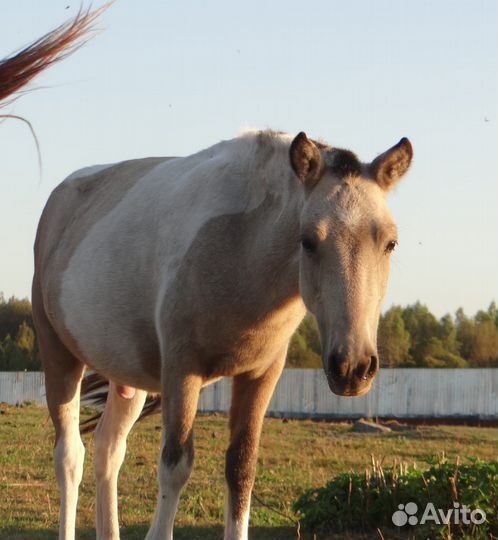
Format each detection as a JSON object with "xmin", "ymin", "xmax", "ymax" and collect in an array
[{"xmin": 0, "ymin": 0, "xmax": 496, "ymax": 319}]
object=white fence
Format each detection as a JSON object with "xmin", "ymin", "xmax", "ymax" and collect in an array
[{"xmin": 1, "ymin": 369, "xmax": 497, "ymax": 419}]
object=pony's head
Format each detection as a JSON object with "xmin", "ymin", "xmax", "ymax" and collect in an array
[{"xmin": 290, "ymin": 132, "xmax": 412, "ymax": 396}]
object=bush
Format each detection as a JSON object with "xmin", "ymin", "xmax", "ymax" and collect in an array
[{"xmin": 293, "ymin": 456, "xmax": 497, "ymax": 539}]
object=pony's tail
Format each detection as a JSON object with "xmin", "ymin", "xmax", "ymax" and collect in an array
[
  {"xmin": 79, "ymin": 372, "xmax": 162, "ymax": 435},
  {"xmin": 0, "ymin": 3, "xmax": 112, "ymax": 107}
]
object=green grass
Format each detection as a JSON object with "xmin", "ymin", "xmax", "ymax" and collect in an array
[{"xmin": 0, "ymin": 404, "xmax": 496, "ymax": 539}]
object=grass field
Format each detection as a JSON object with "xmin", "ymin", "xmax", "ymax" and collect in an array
[{"xmin": 0, "ymin": 403, "xmax": 496, "ymax": 540}]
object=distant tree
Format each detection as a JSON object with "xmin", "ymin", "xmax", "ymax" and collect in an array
[
  {"xmin": 455, "ymin": 307, "xmax": 467, "ymax": 326},
  {"xmin": 15, "ymin": 321, "xmax": 35, "ymax": 352},
  {"xmin": 0, "ymin": 294, "xmax": 40, "ymax": 370},
  {"xmin": 490, "ymin": 301, "xmax": 498, "ymax": 328},
  {"xmin": 455, "ymin": 308, "xmax": 477, "ymax": 360},
  {"xmin": 286, "ymin": 314, "xmax": 322, "ymax": 368},
  {"xmin": 379, "ymin": 303, "xmax": 470, "ymax": 367},
  {"xmin": 377, "ymin": 306, "xmax": 412, "ymax": 366},
  {"xmin": 401, "ymin": 302, "xmax": 440, "ymax": 365},
  {"xmin": 475, "ymin": 301, "xmax": 498, "ymax": 327},
  {"xmin": 438, "ymin": 314, "xmax": 461, "ymax": 356},
  {"xmin": 468, "ymin": 320, "xmax": 498, "ymax": 367},
  {"xmin": 0, "ymin": 294, "xmax": 33, "ymax": 341},
  {"xmin": 0, "ymin": 334, "xmax": 39, "ymax": 371},
  {"xmin": 419, "ymin": 336, "xmax": 468, "ymax": 368},
  {"xmin": 297, "ymin": 314, "xmax": 322, "ymax": 356},
  {"xmin": 287, "ymin": 336, "xmax": 322, "ymax": 368}
]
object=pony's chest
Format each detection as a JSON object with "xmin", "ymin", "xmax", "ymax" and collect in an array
[{"xmin": 197, "ymin": 297, "xmax": 306, "ymax": 378}]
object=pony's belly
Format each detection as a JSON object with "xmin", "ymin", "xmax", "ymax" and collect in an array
[
  {"xmin": 89, "ymin": 361, "xmax": 162, "ymax": 393},
  {"xmin": 55, "ymin": 291, "xmax": 162, "ymax": 392},
  {"xmin": 58, "ymin": 251, "xmax": 163, "ymax": 391}
]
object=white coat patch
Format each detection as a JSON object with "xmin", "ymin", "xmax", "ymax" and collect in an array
[{"xmin": 65, "ymin": 163, "xmax": 115, "ymax": 182}]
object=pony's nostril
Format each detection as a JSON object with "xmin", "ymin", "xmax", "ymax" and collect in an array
[
  {"xmin": 356, "ymin": 355, "xmax": 379, "ymax": 380},
  {"xmin": 329, "ymin": 353, "xmax": 348, "ymax": 378},
  {"xmin": 368, "ymin": 355, "xmax": 379, "ymax": 377}
]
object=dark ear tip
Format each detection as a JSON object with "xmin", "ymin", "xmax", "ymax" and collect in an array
[
  {"xmin": 371, "ymin": 137, "xmax": 413, "ymax": 190},
  {"xmin": 290, "ymin": 132, "xmax": 309, "ymax": 156},
  {"xmin": 399, "ymin": 137, "xmax": 413, "ymax": 155}
]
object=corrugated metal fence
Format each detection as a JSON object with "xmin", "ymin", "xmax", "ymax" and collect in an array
[
  {"xmin": 1, "ymin": 369, "xmax": 497, "ymax": 419},
  {"xmin": 0, "ymin": 371, "xmax": 46, "ymax": 406}
]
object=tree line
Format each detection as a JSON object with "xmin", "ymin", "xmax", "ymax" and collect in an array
[{"xmin": 1, "ymin": 293, "xmax": 497, "ymax": 371}]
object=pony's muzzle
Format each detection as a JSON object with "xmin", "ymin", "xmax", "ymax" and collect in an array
[{"xmin": 325, "ymin": 347, "xmax": 379, "ymax": 396}]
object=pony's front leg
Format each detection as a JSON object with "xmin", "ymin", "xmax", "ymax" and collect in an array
[
  {"xmin": 224, "ymin": 355, "xmax": 285, "ymax": 540},
  {"xmin": 94, "ymin": 382, "xmax": 147, "ymax": 540},
  {"xmin": 145, "ymin": 373, "xmax": 202, "ymax": 540}
]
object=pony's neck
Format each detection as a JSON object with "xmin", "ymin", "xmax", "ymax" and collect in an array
[{"xmin": 236, "ymin": 132, "xmax": 306, "ymax": 316}]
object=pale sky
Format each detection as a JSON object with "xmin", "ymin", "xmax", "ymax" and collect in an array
[{"xmin": 0, "ymin": 0, "xmax": 496, "ymax": 318}]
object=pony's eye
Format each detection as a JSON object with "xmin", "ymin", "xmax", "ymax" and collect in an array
[
  {"xmin": 301, "ymin": 237, "xmax": 317, "ymax": 254},
  {"xmin": 384, "ymin": 240, "xmax": 397, "ymax": 254}
]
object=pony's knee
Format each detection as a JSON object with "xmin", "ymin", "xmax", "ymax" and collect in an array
[
  {"xmin": 94, "ymin": 438, "xmax": 112, "ymax": 481},
  {"xmin": 94, "ymin": 424, "xmax": 126, "ymax": 481},
  {"xmin": 160, "ymin": 437, "xmax": 194, "ymax": 491},
  {"xmin": 54, "ymin": 434, "xmax": 85, "ymax": 488}
]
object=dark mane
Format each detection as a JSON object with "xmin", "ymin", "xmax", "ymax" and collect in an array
[
  {"xmin": 310, "ymin": 138, "xmax": 362, "ymax": 178},
  {"xmin": 326, "ymin": 148, "xmax": 362, "ymax": 178}
]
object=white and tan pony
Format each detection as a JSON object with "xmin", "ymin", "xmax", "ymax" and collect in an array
[{"xmin": 32, "ymin": 122, "xmax": 412, "ymax": 540}]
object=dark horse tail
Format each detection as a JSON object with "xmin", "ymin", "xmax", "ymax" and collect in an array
[
  {"xmin": 0, "ymin": 4, "xmax": 112, "ymax": 170},
  {"xmin": 79, "ymin": 372, "xmax": 162, "ymax": 435},
  {"xmin": 0, "ymin": 4, "xmax": 111, "ymax": 107}
]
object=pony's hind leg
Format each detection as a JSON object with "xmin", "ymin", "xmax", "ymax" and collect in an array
[
  {"xmin": 94, "ymin": 382, "xmax": 147, "ymax": 540},
  {"xmin": 32, "ymin": 295, "xmax": 85, "ymax": 540}
]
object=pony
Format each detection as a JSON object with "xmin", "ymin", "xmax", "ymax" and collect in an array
[{"xmin": 32, "ymin": 128, "xmax": 412, "ymax": 539}]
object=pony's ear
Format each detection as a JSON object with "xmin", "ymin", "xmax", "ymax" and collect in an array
[
  {"xmin": 290, "ymin": 132, "xmax": 323, "ymax": 188},
  {"xmin": 370, "ymin": 137, "xmax": 413, "ymax": 191}
]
